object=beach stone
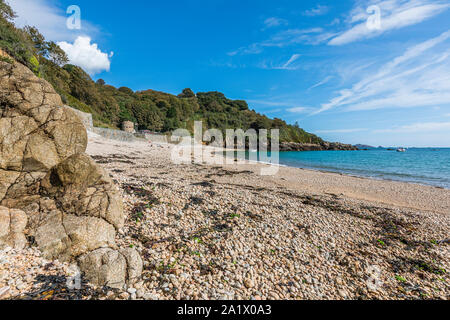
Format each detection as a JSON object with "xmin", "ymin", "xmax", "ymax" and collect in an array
[
  {"xmin": 62, "ymin": 215, "xmax": 116, "ymax": 257},
  {"xmin": 244, "ymin": 278, "xmax": 254, "ymax": 289},
  {"xmin": 0, "ymin": 286, "xmax": 10, "ymax": 299},
  {"xmin": 120, "ymin": 247, "xmax": 143, "ymax": 284},
  {"xmin": 78, "ymin": 248, "xmax": 127, "ymax": 289}
]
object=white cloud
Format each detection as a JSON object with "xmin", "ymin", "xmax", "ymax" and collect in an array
[
  {"xmin": 304, "ymin": 5, "xmax": 330, "ymax": 17},
  {"xmin": 263, "ymin": 17, "xmax": 288, "ymax": 29},
  {"xmin": 315, "ymin": 30, "xmax": 450, "ymax": 114},
  {"xmin": 10, "ymin": 0, "xmax": 99, "ymax": 42},
  {"xmin": 445, "ymin": 113, "xmax": 450, "ymax": 117},
  {"xmin": 329, "ymin": 0, "xmax": 450, "ymax": 45},
  {"xmin": 58, "ymin": 36, "xmax": 112, "ymax": 75},
  {"xmin": 10, "ymin": 0, "xmax": 112, "ymax": 75},
  {"xmin": 374, "ymin": 121, "xmax": 450, "ymax": 133}
]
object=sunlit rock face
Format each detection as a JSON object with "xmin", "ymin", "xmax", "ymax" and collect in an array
[{"xmin": 0, "ymin": 60, "xmax": 141, "ymax": 289}]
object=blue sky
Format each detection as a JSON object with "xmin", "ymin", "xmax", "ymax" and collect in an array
[{"xmin": 10, "ymin": 0, "xmax": 450, "ymax": 147}]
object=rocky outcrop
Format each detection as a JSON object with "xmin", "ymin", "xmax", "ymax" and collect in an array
[
  {"xmin": 0, "ymin": 59, "xmax": 141, "ymax": 288},
  {"xmin": 279, "ymin": 142, "xmax": 358, "ymax": 151}
]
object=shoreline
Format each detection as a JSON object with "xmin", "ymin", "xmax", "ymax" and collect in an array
[
  {"xmin": 277, "ymin": 163, "xmax": 449, "ymax": 192},
  {"xmin": 100, "ymin": 136, "xmax": 450, "ymax": 214},
  {"xmin": 87, "ymin": 134, "xmax": 450, "ymax": 215},
  {"xmin": 233, "ymin": 159, "xmax": 450, "ymax": 215},
  {"xmin": 220, "ymin": 147, "xmax": 450, "ymax": 191}
]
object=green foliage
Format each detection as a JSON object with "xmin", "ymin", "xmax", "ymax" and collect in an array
[
  {"xmin": 23, "ymin": 26, "xmax": 46, "ymax": 56},
  {"xmin": 178, "ymin": 88, "xmax": 195, "ymax": 98},
  {"xmin": 0, "ymin": 17, "xmax": 35, "ymax": 70},
  {"xmin": 0, "ymin": 3, "xmax": 67, "ymax": 76},
  {"xmin": 0, "ymin": 7, "xmax": 325, "ymax": 144},
  {"xmin": 0, "ymin": 0, "xmax": 15, "ymax": 21},
  {"xmin": 29, "ymin": 55, "xmax": 40, "ymax": 75},
  {"xmin": 46, "ymin": 41, "xmax": 68, "ymax": 66}
]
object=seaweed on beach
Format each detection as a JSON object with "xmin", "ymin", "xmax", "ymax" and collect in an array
[
  {"xmin": 205, "ymin": 168, "xmax": 253, "ymax": 178},
  {"xmin": 12, "ymin": 274, "xmax": 116, "ymax": 300},
  {"xmin": 192, "ymin": 181, "xmax": 215, "ymax": 188},
  {"xmin": 122, "ymin": 183, "xmax": 160, "ymax": 203},
  {"xmin": 91, "ymin": 154, "xmax": 138, "ymax": 165}
]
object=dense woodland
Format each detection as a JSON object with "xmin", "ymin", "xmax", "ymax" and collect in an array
[{"xmin": 0, "ymin": 0, "xmax": 324, "ymax": 144}]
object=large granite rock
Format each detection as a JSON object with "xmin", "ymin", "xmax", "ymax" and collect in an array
[{"xmin": 0, "ymin": 59, "xmax": 141, "ymax": 288}]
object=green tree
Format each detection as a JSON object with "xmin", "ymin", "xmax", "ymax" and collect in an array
[
  {"xmin": 46, "ymin": 41, "xmax": 68, "ymax": 66},
  {"xmin": 23, "ymin": 26, "xmax": 46, "ymax": 57},
  {"xmin": 0, "ymin": 0, "xmax": 15, "ymax": 21},
  {"xmin": 118, "ymin": 86, "xmax": 134, "ymax": 95},
  {"xmin": 178, "ymin": 88, "xmax": 195, "ymax": 98},
  {"xmin": 166, "ymin": 105, "xmax": 178, "ymax": 118}
]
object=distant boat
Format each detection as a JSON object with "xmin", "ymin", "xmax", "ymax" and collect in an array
[{"xmin": 397, "ymin": 148, "xmax": 406, "ymax": 152}]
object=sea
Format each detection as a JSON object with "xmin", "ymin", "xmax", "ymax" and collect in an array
[{"xmin": 249, "ymin": 148, "xmax": 450, "ymax": 189}]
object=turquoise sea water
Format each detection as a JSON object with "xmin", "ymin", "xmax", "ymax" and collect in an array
[{"xmin": 253, "ymin": 148, "xmax": 450, "ymax": 189}]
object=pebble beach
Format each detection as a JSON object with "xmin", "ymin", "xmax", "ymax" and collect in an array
[{"xmin": 1, "ymin": 134, "xmax": 449, "ymax": 300}]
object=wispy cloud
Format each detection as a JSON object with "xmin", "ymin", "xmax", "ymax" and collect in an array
[
  {"xmin": 374, "ymin": 121, "xmax": 450, "ymax": 133},
  {"xmin": 247, "ymin": 99, "xmax": 313, "ymax": 114},
  {"xmin": 445, "ymin": 113, "xmax": 450, "ymax": 117},
  {"xmin": 315, "ymin": 30, "xmax": 450, "ymax": 114},
  {"xmin": 328, "ymin": 0, "xmax": 450, "ymax": 45},
  {"xmin": 303, "ymin": 5, "xmax": 330, "ymax": 17},
  {"xmin": 315, "ymin": 128, "xmax": 368, "ymax": 133},
  {"xmin": 228, "ymin": 28, "xmax": 323, "ymax": 56},
  {"xmin": 283, "ymin": 54, "xmax": 301, "ymax": 68},
  {"xmin": 287, "ymin": 107, "xmax": 309, "ymax": 113},
  {"xmin": 261, "ymin": 54, "xmax": 301, "ymax": 70},
  {"xmin": 308, "ymin": 76, "xmax": 333, "ymax": 90},
  {"xmin": 263, "ymin": 17, "xmax": 288, "ymax": 29}
]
